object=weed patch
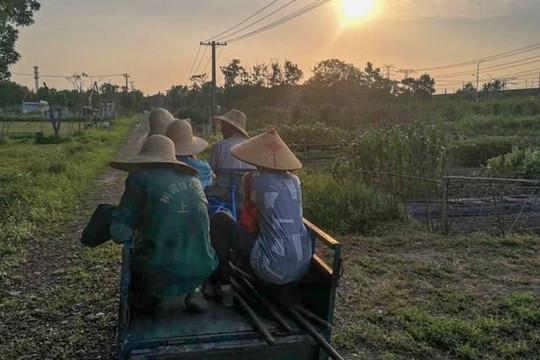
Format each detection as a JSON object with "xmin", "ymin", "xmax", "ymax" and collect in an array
[
  {"xmin": 0, "ymin": 117, "xmax": 138, "ymax": 275},
  {"xmin": 301, "ymin": 171, "xmax": 405, "ymax": 235}
]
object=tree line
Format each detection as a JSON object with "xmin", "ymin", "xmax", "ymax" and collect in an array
[{"xmin": 0, "ymin": 57, "xmax": 511, "ymax": 123}]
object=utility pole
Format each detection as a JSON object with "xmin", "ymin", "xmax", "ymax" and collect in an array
[
  {"xmin": 123, "ymin": 73, "xmax": 130, "ymax": 92},
  {"xmin": 382, "ymin": 64, "xmax": 394, "ymax": 79},
  {"xmin": 398, "ymin": 69, "xmax": 415, "ymax": 79},
  {"xmin": 33, "ymin": 66, "xmax": 39, "ymax": 93},
  {"xmin": 475, "ymin": 60, "xmax": 484, "ymax": 102},
  {"xmin": 200, "ymin": 40, "xmax": 227, "ymax": 132}
]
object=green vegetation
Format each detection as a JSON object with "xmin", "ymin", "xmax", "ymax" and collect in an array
[
  {"xmin": 0, "ymin": 120, "xmax": 83, "ymax": 141},
  {"xmin": 333, "ymin": 228, "xmax": 540, "ymax": 359},
  {"xmin": 334, "ymin": 123, "xmax": 446, "ymax": 198},
  {"xmin": 448, "ymin": 137, "xmax": 516, "ymax": 167},
  {"xmin": 0, "ymin": 116, "xmax": 138, "ymax": 274},
  {"xmin": 0, "ymin": 1, "xmax": 41, "ymax": 80},
  {"xmin": 485, "ymin": 146, "xmax": 540, "ymax": 179},
  {"xmin": 301, "ymin": 171, "xmax": 405, "ymax": 235}
]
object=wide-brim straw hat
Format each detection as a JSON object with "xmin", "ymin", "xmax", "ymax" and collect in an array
[
  {"xmin": 166, "ymin": 118, "xmax": 209, "ymax": 156},
  {"xmin": 110, "ymin": 135, "xmax": 197, "ymax": 174},
  {"xmin": 213, "ymin": 109, "xmax": 250, "ymax": 138},
  {"xmin": 231, "ymin": 128, "xmax": 302, "ymax": 171},
  {"xmin": 148, "ymin": 108, "xmax": 175, "ymax": 136}
]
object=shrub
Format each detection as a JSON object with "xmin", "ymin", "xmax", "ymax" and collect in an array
[
  {"xmin": 176, "ymin": 107, "xmax": 207, "ymax": 126},
  {"xmin": 335, "ymin": 123, "xmax": 447, "ymax": 197},
  {"xmin": 258, "ymin": 122, "xmax": 353, "ymax": 146},
  {"xmin": 449, "ymin": 137, "xmax": 516, "ymax": 167},
  {"xmin": 301, "ymin": 171, "xmax": 405, "ymax": 235},
  {"xmin": 485, "ymin": 146, "xmax": 540, "ymax": 179}
]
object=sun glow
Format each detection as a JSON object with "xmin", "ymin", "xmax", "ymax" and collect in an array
[{"xmin": 342, "ymin": 0, "xmax": 376, "ymax": 19}]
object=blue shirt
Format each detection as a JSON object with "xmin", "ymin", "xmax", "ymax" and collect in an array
[
  {"xmin": 209, "ymin": 136, "xmax": 256, "ymax": 170},
  {"xmin": 248, "ymin": 170, "xmax": 313, "ymax": 285},
  {"xmin": 178, "ymin": 156, "xmax": 214, "ymax": 189}
]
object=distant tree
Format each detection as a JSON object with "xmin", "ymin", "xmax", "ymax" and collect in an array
[
  {"xmin": 48, "ymin": 89, "xmax": 68, "ymax": 106},
  {"xmin": 36, "ymin": 86, "xmax": 50, "ymax": 101},
  {"xmin": 456, "ymin": 82, "xmax": 477, "ymax": 99},
  {"xmin": 221, "ymin": 59, "xmax": 246, "ymax": 88},
  {"xmin": 414, "ymin": 74, "xmax": 436, "ymax": 98},
  {"xmin": 189, "ymin": 73, "xmax": 208, "ymax": 91},
  {"xmin": 482, "ymin": 79, "xmax": 503, "ymax": 93},
  {"xmin": 166, "ymin": 85, "xmax": 188, "ymax": 110},
  {"xmin": 239, "ymin": 67, "xmax": 251, "ymax": 86},
  {"xmin": 283, "ymin": 59, "xmax": 303, "ymax": 85},
  {"xmin": 252, "ymin": 63, "xmax": 268, "ymax": 87},
  {"xmin": 399, "ymin": 74, "xmax": 436, "ymax": 98},
  {"xmin": 268, "ymin": 62, "xmax": 283, "ymax": 87},
  {"xmin": 363, "ymin": 62, "xmax": 383, "ymax": 87},
  {"xmin": 308, "ymin": 59, "xmax": 363, "ymax": 88},
  {"xmin": 66, "ymin": 74, "xmax": 87, "ymax": 93},
  {"xmin": 100, "ymin": 82, "xmax": 120, "ymax": 100},
  {"xmin": 0, "ymin": 80, "xmax": 31, "ymax": 107},
  {"xmin": 0, "ymin": 0, "xmax": 41, "ymax": 80},
  {"xmin": 119, "ymin": 90, "xmax": 144, "ymax": 111}
]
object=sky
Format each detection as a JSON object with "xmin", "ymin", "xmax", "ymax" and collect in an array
[{"xmin": 10, "ymin": 0, "xmax": 540, "ymax": 94}]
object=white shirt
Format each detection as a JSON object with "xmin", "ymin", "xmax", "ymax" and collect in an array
[{"xmin": 209, "ymin": 136, "xmax": 256, "ymax": 170}]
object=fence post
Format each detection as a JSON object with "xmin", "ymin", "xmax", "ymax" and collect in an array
[
  {"xmin": 442, "ymin": 176, "xmax": 449, "ymax": 235},
  {"xmin": 489, "ymin": 182, "xmax": 506, "ymax": 237}
]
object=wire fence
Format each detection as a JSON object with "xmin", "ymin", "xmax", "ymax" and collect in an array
[{"xmin": 335, "ymin": 169, "xmax": 540, "ymax": 236}]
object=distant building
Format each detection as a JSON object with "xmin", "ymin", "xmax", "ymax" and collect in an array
[
  {"xmin": 47, "ymin": 107, "xmax": 72, "ymax": 120},
  {"xmin": 22, "ymin": 100, "xmax": 49, "ymax": 115},
  {"xmin": 100, "ymin": 102, "xmax": 116, "ymax": 120}
]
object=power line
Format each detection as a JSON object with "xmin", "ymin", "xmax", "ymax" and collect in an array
[
  {"xmin": 434, "ymin": 54, "xmax": 540, "ymax": 78},
  {"xmin": 415, "ymin": 42, "xmax": 540, "ymax": 72},
  {"xmin": 216, "ymin": 0, "xmax": 298, "ymax": 42},
  {"xmin": 193, "ymin": 46, "xmax": 209, "ymax": 76},
  {"xmin": 224, "ymin": 0, "xmax": 331, "ymax": 43},
  {"xmin": 217, "ymin": 46, "xmax": 225, "ymax": 62},
  {"xmin": 185, "ymin": 44, "xmax": 203, "ymax": 85},
  {"xmin": 202, "ymin": 51, "xmax": 213, "ymax": 75},
  {"xmin": 204, "ymin": 0, "xmax": 281, "ymax": 42},
  {"xmin": 435, "ymin": 67, "xmax": 540, "ymax": 85}
]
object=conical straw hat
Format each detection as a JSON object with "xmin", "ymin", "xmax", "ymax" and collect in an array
[
  {"xmin": 166, "ymin": 119, "xmax": 209, "ymax": 156},
  {"xmin": 213, "ymin": 109, "xmax": 250, "ymax": 138},
  {"xmin": 148, "ymin": 108, "xmax": 175, "ymax": 136},
  {"xmin": 110, "ymin": 135, "xmax": 197, "ymax": 174},
  {"xmin": 231, "ymin": 128, "xmax": 302, "ymax": 171}
]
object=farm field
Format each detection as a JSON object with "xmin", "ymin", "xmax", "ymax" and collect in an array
[
  {"xmin": 1, "ymin": 120, "xmax": 80, "ymax": 138},
  {"xmin": 2, "ymin": 98, "xmax": 540, "ymax": 359},
  {"xmin": 0, "ymin": 119, "xmax": 97, "ymax": 140},
  {"xmin": 335, "ymin": 226, "xmax": 540, "ymax": 359}
]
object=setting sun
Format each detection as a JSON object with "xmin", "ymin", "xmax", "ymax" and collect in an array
[{"xmin": 342, "ymin": 0, "xmax": 376, "ymax": 19}]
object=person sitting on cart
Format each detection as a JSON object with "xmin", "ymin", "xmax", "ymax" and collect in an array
[
  {"xmin": 109, "ymin": 135, "xmax": 218, "ymax": 314},
  {"xmin": 166, "ymin": 118, "xmax": 213, "ymax": 189},
  {"xmin": 209, "ymin": 109, "xmax": 256, "ymax": 170},
  {"xmin": 147, "ymin": 107, "xmax": 175, "ymax": 136},
  {"xmin": 209, "ymin": 128, "xmax": 313, "ymax": 306}
]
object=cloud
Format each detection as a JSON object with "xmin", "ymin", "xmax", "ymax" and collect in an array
[{"xmin": 383, "ymin": 0, "xmax": 519, "ymax": 20}]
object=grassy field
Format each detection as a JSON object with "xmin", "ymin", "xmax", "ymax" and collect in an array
[
  {"xmin": 333, "ymin": 223, "xmax": 540, "ymax": 360},
  {"xmin": 0, "ymin": 120, "xmax": 82, "ymax": 138},
  {"xmin": 0, "ymin": 116, "xmax": 139, "ymax": 275}
]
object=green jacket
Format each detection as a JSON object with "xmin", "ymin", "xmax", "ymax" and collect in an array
[{"xmin": 110, "ymin": 167, "xmax": 218, "ymax": 297}]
